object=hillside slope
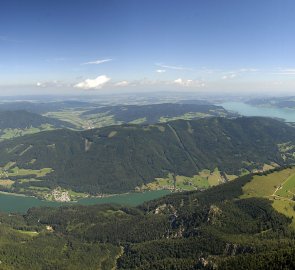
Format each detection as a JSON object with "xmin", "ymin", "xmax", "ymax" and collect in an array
[
  {"xmin": 0, "ymin": 110, "xmax": 74, "ymax": 129},
  {"xmin": 1, "ymin": 168, "xmax": 295, "ymax": 269},
  {"xmin": 0, "ymin": 117, "xmax": 294, "ymax": 195},
  {"xmin": 81, "ymin": 103, "xmax": 234, "ymax": 124},
  {"xmin": 0, "ymin": 110, "xmax": 75, "ymax": 141}
]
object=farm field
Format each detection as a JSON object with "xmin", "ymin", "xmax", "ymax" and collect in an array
[
  {"xmin": 276, "ymin": 173, "xmax": 295, "ymax": 199},
  {"xmin": 44, "ymin": 110, "xmax": 89, "ymax": 129},
  {"xmin": 44, "ymin": 110, "xmax": 119, "ymax": 130},
  {"xmin": 0, "ymin": 124, "xmax": 54, "ymax": 141},
  {"xmin": 241, "ymin": 167, "xmax": 295, "ymax": 198},
  {"xmin": 142, "ymin": 168, "xmax": 238, "ymax": 191}
]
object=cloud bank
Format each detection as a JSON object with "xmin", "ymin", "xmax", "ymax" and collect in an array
[
  {"xmin": 115, "ymin": 80, "xmax": 130, "ymax": 86},
  {"xmin": 74, "ymin": 75, "xmax": 111, "ymax": 89},
  {"xmin": 173, "ymin": 78, "xmax": 205, "ymax": 87}
]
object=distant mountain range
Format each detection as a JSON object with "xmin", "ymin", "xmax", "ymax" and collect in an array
[
  {"xmin": 0, "ymin": 101, "xmax": 96, "ymax": 114},
  {"xmin": 81, "ymin": 103, "xmax": 233, "ymax": 124}
]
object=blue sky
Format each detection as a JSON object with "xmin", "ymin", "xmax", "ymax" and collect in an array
[{"xmin": 0, "ymin": 0, "xmax": 295, "ymax": 95}]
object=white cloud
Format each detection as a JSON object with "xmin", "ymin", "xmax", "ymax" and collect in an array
[
  {"xmin": 82, "ymin": 58, "xmax": 112, "ymax": 65},
  {"xmin": 173, "ymin": 78, "xmax": 205, "ymax": 87},
  {"xmin": 115, "ymin": 80, "xmax": 130, "ymax": 86},
  {"xmin": 156, "ymin": 69, "xmax": 166, "ymax": 73},
  {"xmin": 221, "ymin": 68, "xmax": 258, "ymax": 80},
  {"xmin": 174, "ymin": 78, "xmax": 186, "ymax": 84},
  {"xmin": 222, "ymin": 74, "xmax": 237, "ymax": 80},
  {"xmin": 156, "ymin": 63, "xmax": 192, "ymax": 71},
  {"xmin": 275, "ymin": 68, "xmax": 295, "ymax": 75},
  {"xmin": 239, "ymin": 68, "xmax": 258, "ymax": 72},
  {"xmin": 36, "ymin": 80, "xmax": 68, "ymax": 88},
  {"xmin": 74, "ymin": 75, "xmax": 111, "ymax": 90}
]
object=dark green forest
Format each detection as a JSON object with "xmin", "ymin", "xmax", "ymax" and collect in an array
[
  {"xmin": 0, "ymin": 110, "xmax": 74, "ymax": 130},
  {"xmin": 81, "ymin": 103, "xmax": 233, "ymax": 123},
  {"xmin": 0, "ymin": 117, "xmax": 295, "ymax": 194}
]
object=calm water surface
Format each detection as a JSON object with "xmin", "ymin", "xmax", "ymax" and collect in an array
[
  {"xmin": 221, "ymin": 102, "xmax": 295, "ymax": 122},
  {"xmin": 0, "ymin": 190, "xmax": 170, "ymax": 213}
]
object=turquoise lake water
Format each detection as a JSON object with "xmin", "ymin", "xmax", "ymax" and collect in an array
[
  {"xmin": 221, "ymin": 102, "xmax": 295, "ymax": 122},
  {"xmin": 0, "ymin": 190, "xmax": 170, "ymax": 213}
]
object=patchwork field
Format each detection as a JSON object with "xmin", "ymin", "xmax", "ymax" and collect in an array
[
  {"xmin": 0, "ymin": 124, "xmax": 54, "ymax": 141},
  {"xmin": 44, "ymin": 110, "xmax": 121, "ymax": 130},
  {"xmin": 0, "ymin": 163, "xmax": 87, "ymax": 201},
  {"xmin": 44, "ymin": 110, "xmax": 90, "ymax": 129},
  {"xmin": 142, "ymin": 168, "xmax": 238, "ymax": 192}
]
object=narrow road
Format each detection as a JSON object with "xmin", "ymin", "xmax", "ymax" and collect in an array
[{"xmin": 272, "ymin": 172, "xmax": 294, "ymax": 197}]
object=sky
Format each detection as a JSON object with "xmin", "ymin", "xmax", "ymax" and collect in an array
[{"xmin": 0, "ymin": 0, "xmax": 295, "ymax": 95}]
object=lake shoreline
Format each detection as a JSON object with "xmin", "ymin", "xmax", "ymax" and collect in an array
[{"xmin": 0, "ymin": 189, "xmax": 171, "ymax": 214}]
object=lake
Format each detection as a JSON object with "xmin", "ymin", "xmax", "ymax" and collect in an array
[
  {"xmin": 0, "ymin": 190, "xmax": 171, "ymax": 213},
  {"xmin": 220, "ymin": 102, "xmax": 295, "ymax": 122}
]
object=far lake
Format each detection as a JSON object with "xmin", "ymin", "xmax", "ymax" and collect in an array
[
  {"xmin": 0, "ymin": 190, "xmax": 170, "ymax": 213},
  {"xmin": 221, "ymin": 102, "xmax": 295, "ymax": 122}
]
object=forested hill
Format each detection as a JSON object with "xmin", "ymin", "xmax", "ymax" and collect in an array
[
  {"xmin": 0, "ymin": 116, "xmax": 295, "ymax": 194},
  {"xmin": 0, "ymin": 110, "xmax": 74, "ymax": 129},
  {"xmin": 81, "ymin": 103, "xmax": 233, "ymax": 123},
  {"xmin": 1, "ymin": 167, "xmax": 295, "ymax": 269}
]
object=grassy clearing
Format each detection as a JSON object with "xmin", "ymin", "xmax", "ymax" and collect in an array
[
  {"xmin": 0, "ymin": 124, "xmax": 54, "ymax": 141},
  {"xmin": 0, "ymin": 179, "xmax": 14, "ymax": 188},
  {"xmin": 45, "ymin": 110, "xmax": 119, "ymax": 130},
  {"xmin": 44, "ymin": 110, "xmax": 86, "ymax": 129},
  {"xmin": 159, "ymin": 112, "xmax": 211, "ymax": 123},
  {"xmin": 208, "ymin": 168, "xmax": 222, "ymax": 186},
  {"xmin": 241, "ymin": 167, "xmax": 295, "ymax": 229},
  {"xmin": 272, "ymin": 200, "xmax": 295, "ymax": 229},
  {"xmin": 4, "ymin": 162, "xmax": 16, "ymax": 170},
  {"xmin": 143, "ymin": 168, "xmax": 234, "ymax": 191},
  {"xmin": 19, "ymin": 179, "xmax": 43, "ymax": 184},
  {"xmin": 108, "ymin": 131, "xmax": 118, "ymax": 138},
  {"xmin": 15, "ymin": 229, "xmax": 39, "ymax": 237},
  {"xmin": 68, "ymin": 190, "xmax": 88, "ymax": 199},
  {"xmin": 28, "ymin": 186, "xmax": 50, "ymax": 191},
  {"xmin": 129, "ymin": 117, "xmax": 147, "ymax": 124},
  {"xmin": 276, "ymin": 173, "xmax": 295, "ymax": 199},
  {"xmin": 241, "ymin": 167, "xmax": 295, "ymax": 198},
  {"xmin": 8, "ymin": 167, "xmax": 53, "ymax": 178},
  {"xmin": 86, "ymin": 114, "xmax": 118, "ymax": 128}
]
